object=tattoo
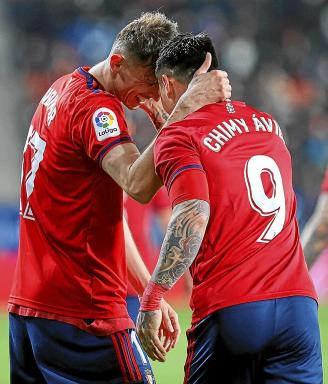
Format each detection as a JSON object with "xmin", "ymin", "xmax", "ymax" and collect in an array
[
  {"xmin": 152, "ymin": 199, "xmax": 210, "ymax": 288},
  {"xmin": 303, "ymin": 194, "xmax": 328, "ymax": 268},
  {"xmin": 153, "ymin": 110, "xmax": 169, "ymax": 130},
  {"xmin": 137, "ymin": 310, "xmax": 157, "ymax": 328}
]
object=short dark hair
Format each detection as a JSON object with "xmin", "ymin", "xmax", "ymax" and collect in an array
[
  {"xmin": 156, "ymin": 33, "xmax": 219, "ymax": 83},
  {"xmin": 112, "ymin": 12, "xmax": 179, "ymax": 68}
]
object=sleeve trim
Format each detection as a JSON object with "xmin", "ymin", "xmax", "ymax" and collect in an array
[
  {"xmin": 96, "ymin": 136, "xmax": 133, "ymax": 163},
  {"xmin": 167, "ymin": 164, "xmax": 204, "ymax": 191}
]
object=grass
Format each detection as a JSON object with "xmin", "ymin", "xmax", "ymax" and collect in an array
[{"xmin": 0, "ymin": 306, "xmax": 327, "ymax": 384}]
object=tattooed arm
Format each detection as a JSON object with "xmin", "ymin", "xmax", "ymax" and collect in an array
[
  {"xmin": 136, "ymin": 199, "xmax": 210, "ymax": 361},
  {"xmin": 301, "ymin": 193, "xmax": 328, "ymax": 268},
  {"xmin": 152, "ymin": 199, "xmax": 210, "ymax": 287}
]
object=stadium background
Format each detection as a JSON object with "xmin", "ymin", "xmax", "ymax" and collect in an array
[{"xmin": 0, "ymin": 0, "xmax": 327, "ymax": 382}]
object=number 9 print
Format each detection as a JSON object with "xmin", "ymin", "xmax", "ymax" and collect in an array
[{"xmin": 244, "ymin": 155, "xmax": 286, "ymax": 243}]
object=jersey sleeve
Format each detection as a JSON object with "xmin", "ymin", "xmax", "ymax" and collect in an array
[
  {"xmin": 74, "ymin": 96, "xmax": 133, "ymax": 162},
  {"xmin": 154, "ymin": 127, "xmax": 209, "ymax": 206}
]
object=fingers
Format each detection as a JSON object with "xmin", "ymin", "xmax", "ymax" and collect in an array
[
  {"xmin": 159, "ymin": 302, "xmax": 181, "ymax": 352},
  {"xmin": 169, "ymin": 310, "xmax": 181, "ymax": 349},
  {"xmin": 163, "ymin": 332, "xmax": 172, "ymax": 351},
  {"xmin": 161, "ymin": 305, "xmax": 174, "ymax": 333},
  {"xmin": 194, "ymin": 52, "xmax": 212, "ymax": 76},
  {"xmin": 204, "ymin": 70, "xmax": 232, "ymax": 100},
  {"xmin": 136, "ymin": 309, "xmax": 167, "ymax": 362},
  {"xmin": 216, "ymin": 70, "xmax": 228, "ymax": 79},
  {"xmin": 138, "ymin": 330, "xmax": 167, "ymax": 362}
]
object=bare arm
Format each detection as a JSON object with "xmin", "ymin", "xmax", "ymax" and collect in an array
[
  {"xmin": 102, "ymin": 54, "xmax": 231, "ymax": 203},
  {"xmin": 102, "ymin": 141, "xmax": 161, "ymax": 204},
  {"xmin": 136, "ymin": 199, "xmax": 210, "ymax": 360},
  {"xmin": 123, "ymin": 216, "xmax": 180, "ymax": 352},
  {"xmin": 151, "ymin": 199, "xmax": 210, "ymax": 288},
  {"xmin": 301, "ymin": 193, "xmax": 328, "ymax": 268}
]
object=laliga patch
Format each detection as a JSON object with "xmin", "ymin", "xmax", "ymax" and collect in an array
[{"xmin": 92, "ymin": 107, "xmax": 120, "ymax": 141}]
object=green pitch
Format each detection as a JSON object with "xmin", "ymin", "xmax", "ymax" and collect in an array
[{"xmin": 0, "ymin": 306, "xmax": 327, "ymax": 383}]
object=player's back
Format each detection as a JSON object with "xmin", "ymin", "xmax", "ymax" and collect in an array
[
  {"xmin": 157, "ymin": 101, "xmax": 316, "ymax": 325},
  {"xmin": 10, "ymin": 68, "xmax": 133, "ymax": 322}
]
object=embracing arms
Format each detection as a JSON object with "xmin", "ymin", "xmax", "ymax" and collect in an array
[{"xmin": 101, "ymin": 54, "xmax": 231, "ymax": 203}]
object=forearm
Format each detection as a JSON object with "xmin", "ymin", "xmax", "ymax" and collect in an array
[
  {"xmin": 162, "ymin": 97, "xmax": 194, "ymax": 129},
  {"xmin": 302, "ymin": 193, "xmax": 328, "ymax": 268},
  {"xmin": 125, "ymin": 140, "xmax": 163, "ymax": 203},
  {"xmin": 152, "ymin": 199, "xmax": 210, "ymax": 289},
  {"xmin": 139, "ymin": 199, "xmax": 209, "ymax": 312},
  {"xmin": 145, "ymin": 98, "xmax": 195, "ymax": 132},
  {"xmin": 124, "ymin": 217, "xmax": 151, "ymax": 295}
]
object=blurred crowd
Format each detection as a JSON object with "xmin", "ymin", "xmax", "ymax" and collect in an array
[{"xmin": 3, "ymin": 0, "xmax": 328, "ymax": 228}]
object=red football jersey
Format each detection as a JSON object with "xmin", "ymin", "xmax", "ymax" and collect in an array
[
  {"xmin": 155, "ymin": 101, "xmax": 317, "ymax": 325},
  {"xmin": 321, "ymin": 167, "xmax": 328, "ymax": 192},
  {"xmin": 10, "ymin": 67, "xmax": 134, "ymax": 329}
]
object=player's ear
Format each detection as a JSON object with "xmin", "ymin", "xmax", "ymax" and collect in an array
[
  {"xmin": 109, "ymin": 54, "xmax": 124, "ymax": 74},
  {"xmin": 161, "ymin": 74, "xmax": 175, "ymax": 99}
]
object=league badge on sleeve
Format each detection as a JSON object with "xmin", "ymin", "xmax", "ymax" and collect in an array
[{"xmin": 92, "ymin": 107, "xmax": 121, "ymax": 141}]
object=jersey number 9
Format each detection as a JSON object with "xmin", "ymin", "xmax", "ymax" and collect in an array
[{"xmin": 244, "ymin": 155, "xmax": 286, "ymax": 243}]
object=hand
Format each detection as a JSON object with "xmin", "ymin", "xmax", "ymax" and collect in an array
[
  {"xmin": 136, "ymin": 309, "xmax": 167, "ymax": 362},
  {"xmin": 158, "ymin": 300, "xmax": 180, "ymax": 352},
  {"xmin": 139, "ymin": 98, "xmax": 169, "ymax": 131},
  {"xmin": 180, "ymin": 52, "xmax": 232, "ymax": 110},
  {"xmin": 136, "ymin": 300, "xmax": 180, "ymax": 362}
]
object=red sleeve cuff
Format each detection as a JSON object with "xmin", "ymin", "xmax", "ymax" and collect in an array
[
  {"xmin": 168, "ymin": 169, "xmax": 209, "ymax": 207},
  {"xmin": 167, "ymin": 164, "xmax": 203, "ymax": 191},
  {"xmin": 96, "ymin": 136, "xmax": 133, "ymax": 164}
]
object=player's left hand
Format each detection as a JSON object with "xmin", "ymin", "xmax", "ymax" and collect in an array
[
  {"xmin": 179, "ymin": 52, "xmax": 232, "ymax": 110},
  {"xmin": 136, "ymin": 300, "xmax": 180, "ymax": 362},
  {"xmin": 136, "ymin": 309, "xmax": 167, "ymax": 362}
]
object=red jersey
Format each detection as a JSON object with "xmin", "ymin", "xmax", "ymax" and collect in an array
[
  {"xmin": 9, "ymin": 67, "xmax": 134, "ymax": 332},
  {"xmin": 155, "ymin": 101, "xmax": 317, "ymax": 325},
  {"xmin": 321, "ymin": 167, "xmax": 328, "ymax": 192}
]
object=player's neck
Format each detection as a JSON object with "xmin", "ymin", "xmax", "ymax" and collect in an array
[{"xmin": 89, "ymin": 60, "xmax": 113, "ymax": 94}]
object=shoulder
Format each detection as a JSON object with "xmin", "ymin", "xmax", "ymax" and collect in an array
[
  {"xmin": 83, "ymin": 92, "xmax": 124, "ymax": 115},
  {"xmin": 155, "ymin": 123, "xmax": 191, "ymax": 150},
  {"xmin": 72, "ymin": 92, "xmax": 126, "ymax": 132}
]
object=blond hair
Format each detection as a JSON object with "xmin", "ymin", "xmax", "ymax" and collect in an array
[{"xmin": 112, "ymin": 12, "xmax": 179, "ymax": 68}]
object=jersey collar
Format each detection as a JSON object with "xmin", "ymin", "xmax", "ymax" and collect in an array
[{"xmin": 76, "ymin": 67, "xmax": 105, "ymax": 91}]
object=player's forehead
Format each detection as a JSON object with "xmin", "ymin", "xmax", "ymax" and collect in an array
[
  {"xmin": 126, "ymin": 55, "xmax": 157, "ymax": 84},
  {"xmin": 135, "ymin": 63, "xmax": 157, "ymax": 84}
]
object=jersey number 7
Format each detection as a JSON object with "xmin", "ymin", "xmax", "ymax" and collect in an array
[{"xmin": 20, "ymin": 125, "xmax": 46, "ymax": 220}]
